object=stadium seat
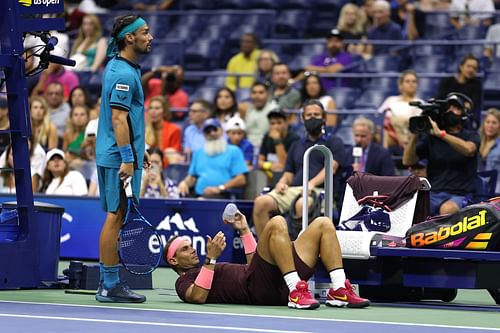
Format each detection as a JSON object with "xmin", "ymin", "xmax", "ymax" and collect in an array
[
  {"xmin": 366, "ymin": 74, "xmax": 399, "ymax": 92},
  {"xmin": 141, "ymin": 13, "xmax": 171, "ymax": 37},
  {"xmin": 300, "ymin": 43, "xmax": 325, "ymax": 57},
  {"xmin": 191, "ymin": 86, "xmax": 219, "ymax": 102},
  {"xmin": 216, "ymin": 0, "xmax": 247, "ymax": 9},
  {"xmin": 180, "ymin": 0, "xmax": 214, "ymax": 9},
  {"xmin": 246, "ymin": 0, "xmax": 283, "ymax": 9},
  {"xmin": 288, "ymin": 54, "xmax": 311, "ymax": 72},
  {"xmin": 280, "ymin": 0, "xmax": 313, "ymax": 9},
  {"xmin": 327, "ymin": 87, "xmax": 360, "ymax": 109},
  {"xmin": 163, "ymin": 164, "xmax": 189, "ymax": 184},
  {"xmin": 411, "ymin": 55, "xmax": 447, "ymax": 73},
  {"xmin": 364, "ymin": 56, "xmax": 401, "ymax": 73},
  {"xmin": 184, "ymin": 39, "xmax": 222, "ymax": 70},
  {"xmin": 236, "ymin": 88, "xmax": 251, "ymax": 102},
  {"xmin": 273, "ymin": 10, "xmax": 311, "ymax": 38},
  {"xmin": 352, "ymin": 90, "xmax": 392, "ymax": 109}
]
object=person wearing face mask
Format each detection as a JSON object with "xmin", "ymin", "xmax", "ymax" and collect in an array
[
  {"xmin": 252, "ymin": 100, "xmax": 346, "ymax": 237},
  {"xmin": 403, "ymin": 92, "xmax": 480, "ymax": 216}
]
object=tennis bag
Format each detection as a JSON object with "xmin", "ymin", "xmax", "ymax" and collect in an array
[{"xmin": 406, "ymin": 198, "xmax": 500, "ymax": 250}]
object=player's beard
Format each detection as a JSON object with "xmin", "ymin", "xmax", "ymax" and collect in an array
[{"xmin": 204, "ymin": 137, "xmax": 227, "ymax": 156}]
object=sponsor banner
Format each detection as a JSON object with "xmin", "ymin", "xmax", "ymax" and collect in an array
[
  {"xmin": 17, "ymin": 0, "xmax": 64, "ymax": 15},
  {"xmin": 0, "ymin": 195, "xmax": 252, "ymax": 263}
]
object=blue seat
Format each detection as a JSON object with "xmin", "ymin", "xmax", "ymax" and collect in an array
[
  {"xmin": 163, "ymin": 164, "xmax": 189, "ymax": 184},
  {"xmin": 180, "ymin": 0, "xmax": 214, "ymax": 9},
  {"xmin": 236, "ymin": 88, "xmax": 251, "ymax": 102},
  {"xmin": 366, "ymin": 75, "xmax": 399, "ymax": 92},
  {"xmin": 353, "ymin": 90, "xmax": 391, "ymax": 109},
  {"xmin": 365, "ymin": 56, "xmax": 400, "ymax": 73},
  {"xmin": 281, "ymin": 0, "xmax": 313, "ymax": 9},
  {"xmin": 288, "ymin": 54, "xmax": 311, "ymax": 72},
  {"xmin": 273, "ymin": 10, "xmax": 311, "ymax": 38},
  {"xmin": 411, "ymin": 55, "xmax": 447, "ymax": 73},
  {"xmin": 184, "ymin": 39, "xmax": 222, "ymax": 70},
  {"xmin": 417, "ymin": 77, "xmax": 439, "ymax": 92},
  {"xmin": 141, "ymin": 13, "xmax": 171, "ymax": 37},
  {"xmin": 327, "ymin": 87, "xmax": 360, "ymax": 109},
  {"xmin": 165, "ymin": 25, "xmax": 199, "ymax": 44},
  {"xmin": 246, "ymin": 0, "xmax": 282, "ymax": 9},
  {"xmin": 191, "ymin": 86, "xmax": 219, "ymax": 102},
  {"xmin": 216, "ymin": 0, "xmax": 247, "ymax": 9},
  {"xmin": 466, "ymin": 170, "xmax": 499, "ymax": 204}
]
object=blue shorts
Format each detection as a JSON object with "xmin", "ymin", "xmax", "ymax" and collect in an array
[
  {"xmin": 97, "ymin": 166, "xmax": 142, "ymax": 213},
  {"xmin": 429, "ymin": 191, "xmax": 465, "ymax": 216}
]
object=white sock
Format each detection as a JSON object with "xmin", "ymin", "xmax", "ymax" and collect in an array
[
  {"xmin": 330, "ymin": 268, "xmax": 346, "ymax": 291},
  {"xmin": 283, "ymin": 271, "xmax": 301, "ymax": 292}
]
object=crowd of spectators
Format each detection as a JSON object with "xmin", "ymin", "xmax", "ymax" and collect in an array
[{"xmin": 1, "ymin": 0, "xmax": 499, "ymax": 208}]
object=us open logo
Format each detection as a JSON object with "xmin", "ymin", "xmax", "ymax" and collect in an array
[{"xmin": 18, "ymin": 0, "xmax": 60, "ymax": 7}]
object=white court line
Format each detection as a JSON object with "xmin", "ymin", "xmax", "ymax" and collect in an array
[
  {"xmin": 0, "ymin": 313, "xmax": 312, "ymax": 333},
  {"xmin": 0, "ymin": 300, "xmax": 499, "ymax": 332}
]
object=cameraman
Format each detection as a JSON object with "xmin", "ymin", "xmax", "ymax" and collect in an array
[{"xmin": 403, "ymin": 93, "xmax": 479, "ymax": 216}]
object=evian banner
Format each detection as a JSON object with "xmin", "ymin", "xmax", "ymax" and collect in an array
[{"xmin": 0, "ymin": 194, "xmax": 252, "ymax": 264}]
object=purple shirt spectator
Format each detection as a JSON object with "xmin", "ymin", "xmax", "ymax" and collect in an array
[
  {"xmin": 311, "ymin": 51, "xmax": 353, "ymax": 90},
  {"xmin": 46, "ymin": 68, "xmax": 80, "ymax": 100}
]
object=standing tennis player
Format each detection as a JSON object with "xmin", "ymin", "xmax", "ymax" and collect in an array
[{"xmin": 95, "ymin": 15, "xmax": 153, "ymax": 303}]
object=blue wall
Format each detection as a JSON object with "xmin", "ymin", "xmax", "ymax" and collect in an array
[{"xmin": 0, "ymin": 195, "xmax": 253, "ymax": 264}]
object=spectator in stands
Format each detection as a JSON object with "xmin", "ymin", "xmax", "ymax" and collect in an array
[
  {"xmin": 346, "ymin": 116, "xmax": 395, "ymax": 176},
  {"xmin": 178, "ymin": 118, "xmax": 248, "ymax": 199},
  {"xmin": 225, "ymin": 117, "xmax": 254, "ymax": 170},
  {"xmin": 225, "ymin": 33, "xmax": 260, "ymax": 91},
  {"xmin": 391, "ymin": 0, "xmax": 425, "ymax": 40},
  {"xmin": 403, "ymin": 93, "xmax": 480, "ymax": 215},
  {"xmin": 0, "ymin": 136, "xmax": 46, "ymax": 193},
  {"xmin": 336, "ymin": 3, "xmax": 368, "ymax": 56},
  {"xmin": 213, "ymin": 87, "xmax": 238, "ymax": 130},
  {"xmin": 449, "ymin": 0, "xmax": 495, "ymax": 30},
  {"xmin": 0, "ymin": 98, "xmax": 10, "ymax": 156},
  {"xmin": 146, "ymin": 147, "xmax": 179, "ymax": 198},
  {"xmin": 252, "ymin": 100, "xmax": 345, "ymax": 237},
  {"xmin": 366, "ymin": 0, "xmax": 404, "ymax": 57},
  {"xmin": 183, "ymin": 99, "xmax": 213, "ymax": 159},
  {"xmin": 269, "ymin": 63, "xmax": 301, "ymax": 124},
  {"xmin": 362, "ymin": 0, "xmax": 376, "ymax": 30},
  {"xmin": 258, "ymin": 109, "xmax": 300, "ymax": 186},
  {"xmin": 478, "ymin": 109, "xmax": 500, "ymax": 187},
  {"xmin": 140, "ymin": 164, "xmax": 168, "ymax": 198},
  {"xmin": 302, "ymin": 29, "xmax": 353, "ymax": 91},
  {"xmin": 71, "ymin": 118, "xmax": 98, "ymax": 181},
  {"xmin": 70, "ymin": 14, "xmax": 107, "ymax": 72},
  {"xmin": 145, "ymin": 96, "xmax": 182, "ymax": 165},
  {"xmin": 256, "ymin": 50, "xmax": 280, "ymax": 85},
  {"xmin": 41, "ymin": 148, "xmax": 88, "ymax": 195},
  {"xmin": 378, "ymin": 70, "xmax": 423, "ymax": 155},
  {"xmin": 63, "ymin": 105, "xmax": 90, "ymax": 161},
  {"xmin": 44, "ymin": 82, "xmax": 71, "ymax": 143},
  {"xmin": 435, "ymin": 55, "xmax": 482, "ymax": 126},
  {"xmin": 300, "ymin": 73, "xmax": 337, "ymax": 128},
  {"xmin": 30, "ymin": 96, "xmax": 58, "ymax": 151},
  {"xmin": 141, "ymin": 65, "xmax": 189, "ymax": 117},
  {"xmin": 239, "ymin": 82, "xmax": 278, "ymax": 148},
  {"xmin": 31, "ymin": 47, "xmax": 80, "ymax": 100},
  {"xmin": 69, "ymin": 86, "xmax": 92, "ymax": 109},
  {"xmin": 483, "ymin": 23, "xmax": 500, "ymax": 61}
]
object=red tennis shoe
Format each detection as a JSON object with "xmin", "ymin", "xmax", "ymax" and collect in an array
[
  {"xmin": 326, "ymin": 279, "xmax": 370, "ymax": 308},
  {"xmin": 287, "ymin": 280, "xmax": 320, "ymax": 310}
]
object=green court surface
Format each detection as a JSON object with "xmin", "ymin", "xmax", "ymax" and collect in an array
[{"xmin": 0, "ymin": 261, "xmax": 499, "ymax": 331}]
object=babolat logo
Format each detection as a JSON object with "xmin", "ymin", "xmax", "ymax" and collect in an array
[
  {"xmin": 18, "ymin": 0, "xmax": 60, "ymax": 7},
  {"xmin": 410, "ymin": 210, "xmax": 488, "ymax": 247}
]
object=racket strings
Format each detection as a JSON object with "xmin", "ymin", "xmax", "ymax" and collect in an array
[{"xmin": 119, "ymin": 218, "xmax": 162, "ymax": 274}]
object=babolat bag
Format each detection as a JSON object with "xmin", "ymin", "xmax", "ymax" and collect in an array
[{"xmin": 406, "ymin": 198, "xmax": 500, "ymax": 250}]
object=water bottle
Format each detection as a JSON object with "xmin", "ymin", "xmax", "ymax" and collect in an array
[{"xmin": 222, "ymin": 203, "xmax": 238, "ymax": 223}]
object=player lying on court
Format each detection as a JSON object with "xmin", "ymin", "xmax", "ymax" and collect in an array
[{"xmin": 164, "ymin": 207, "xmax": 370, "ymax": 309}]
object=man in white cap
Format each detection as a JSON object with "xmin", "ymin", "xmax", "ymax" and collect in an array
[{"xmin": 226, "ymin": 116, "xmax": 254, "ymax": 169}]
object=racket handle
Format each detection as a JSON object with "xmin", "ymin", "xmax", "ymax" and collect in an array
[{"xmin": 124, "ymin": 177, "xmax": 133, "ymax": 198}]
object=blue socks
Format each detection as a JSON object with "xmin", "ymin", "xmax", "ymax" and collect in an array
[{"xmin": 100, "ymin": 263, "xmax": 120, "ymax": 289}]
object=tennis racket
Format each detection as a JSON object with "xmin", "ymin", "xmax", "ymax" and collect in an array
[{"xmin": 118, "ymin": 178, "xmax": 163, "ymax": 275}]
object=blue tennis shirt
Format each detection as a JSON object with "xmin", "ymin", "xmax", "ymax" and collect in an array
[{"xmin": 96, "ymin": 56, "xmax": 145, "ymax": 169}]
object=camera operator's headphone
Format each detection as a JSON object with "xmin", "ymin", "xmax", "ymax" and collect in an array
[{"xmin": 446, "ymin": 92, "xmax": 473, "ymax": 122}]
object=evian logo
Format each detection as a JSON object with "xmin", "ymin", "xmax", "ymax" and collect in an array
[{"xmin": 152, "ymin": 213, "xmax": 206, "ymax": 256}]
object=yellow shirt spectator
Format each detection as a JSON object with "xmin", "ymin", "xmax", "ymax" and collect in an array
[{"xmin": 225, "ymin": 33, "xmax": 261, "ymax": 91}]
